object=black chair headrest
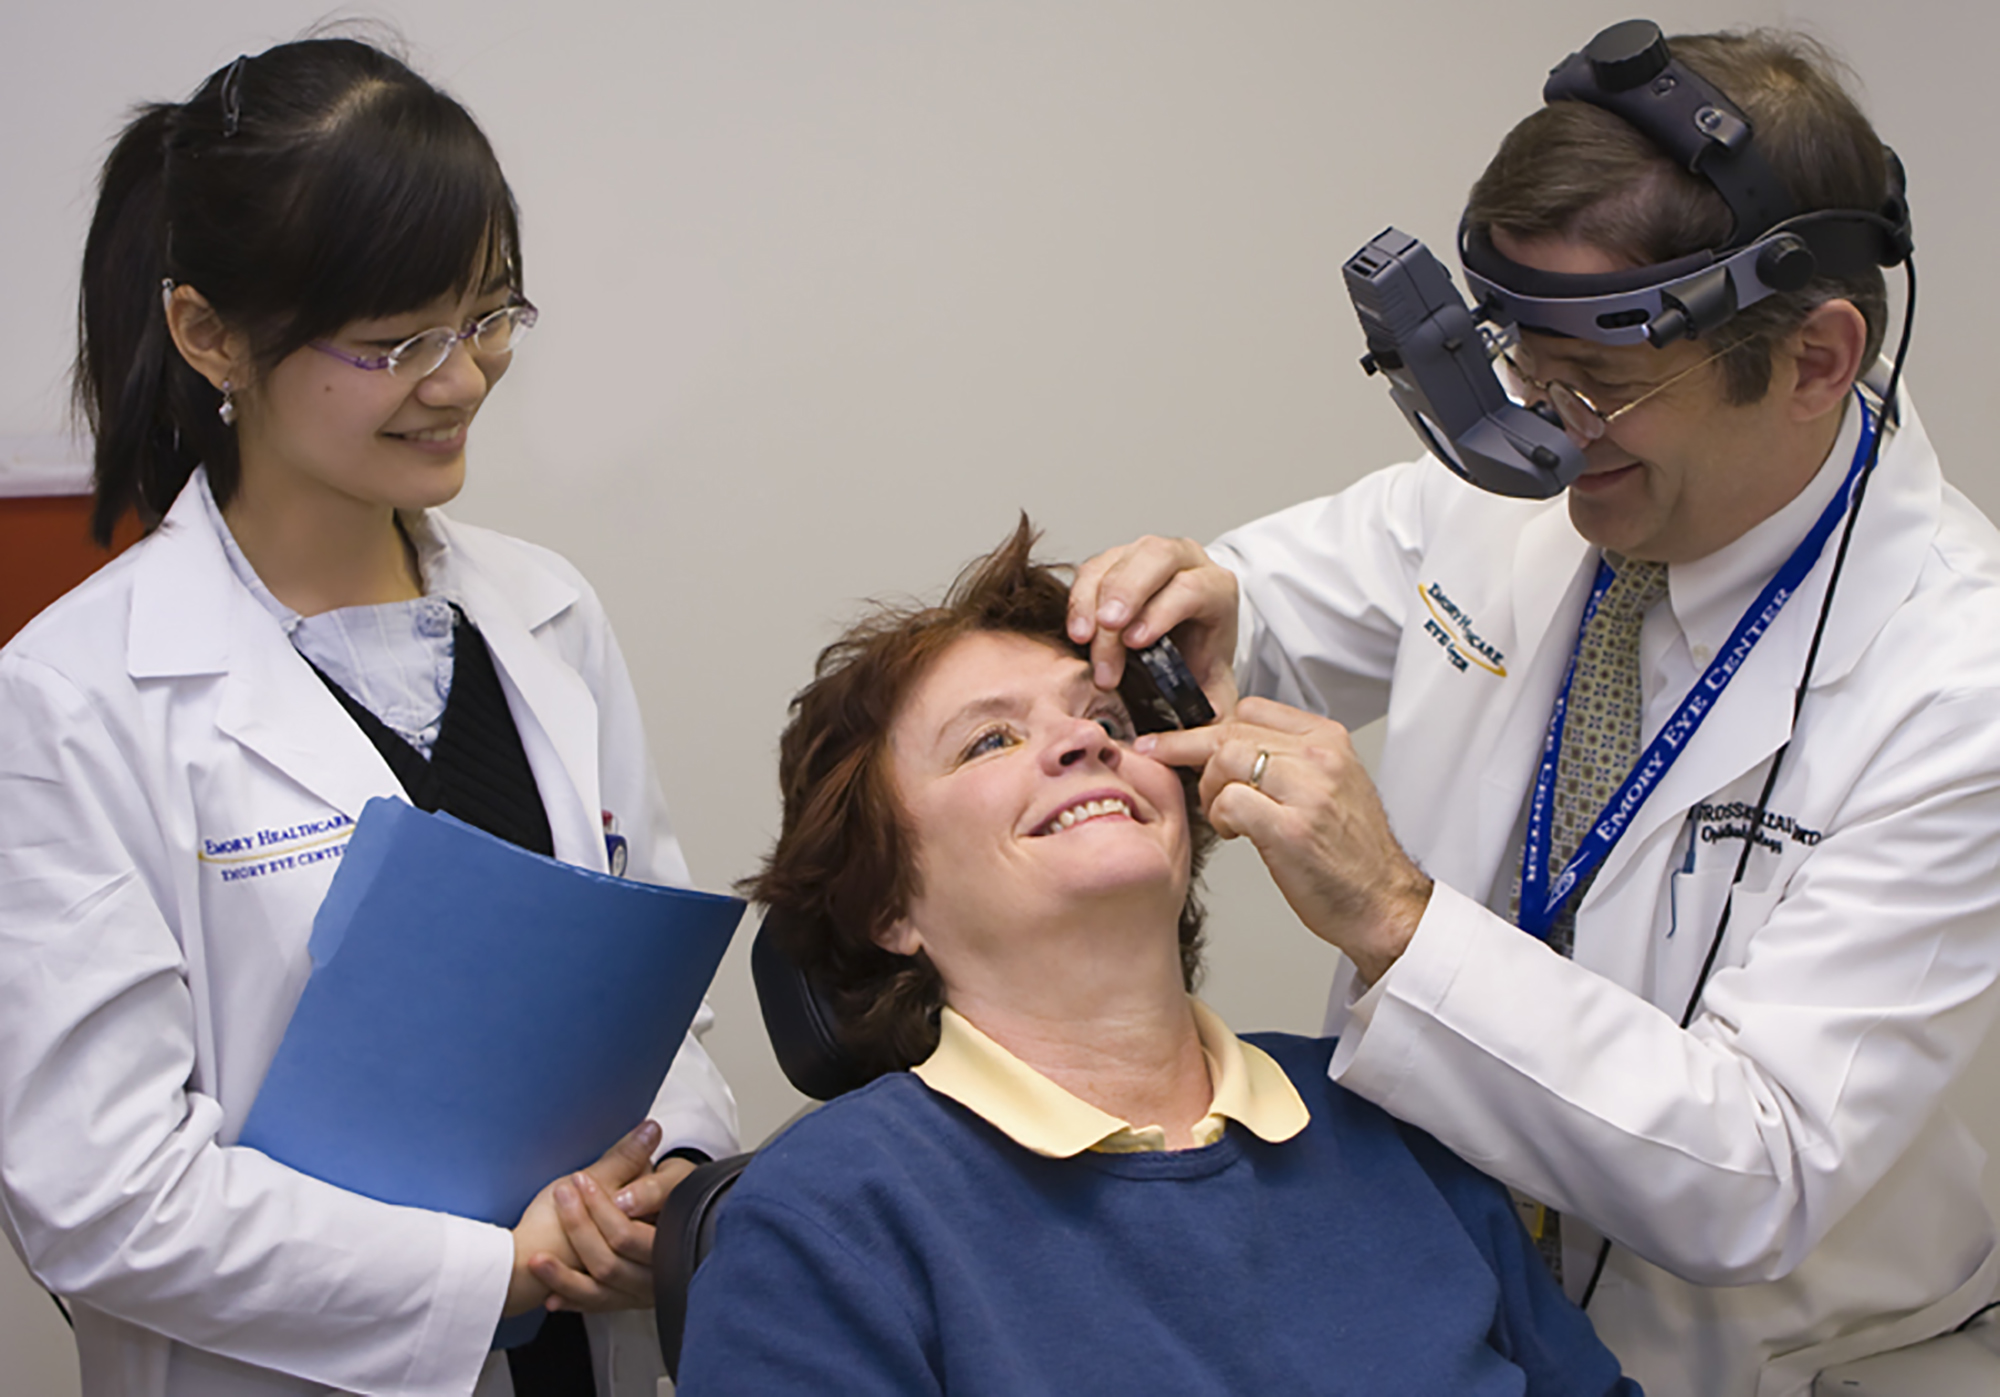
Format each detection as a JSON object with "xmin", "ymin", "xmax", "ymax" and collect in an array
[{"xmin": 750, "ymin": 907, "xmax": 881, "ymax": 1101}]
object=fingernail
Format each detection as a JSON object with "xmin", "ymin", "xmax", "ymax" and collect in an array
[
  {"xmin": 1100, "ymin": 600, "xmax": 1130, "ymax": 627},
  {"xmin": 1125, "ymin": 622, "xmax": 1151, "ymax": 646},
  {"xmin": 1134, "ymin": 734, "xmax": 1159, "ymax": 754},
  {"xmin": 573, "ymin": 1172, "xmax": 596, "ymax": 1194},
  {"xmin": 1068, "ymin": 614, "xmax": 1092, "ymax": 642},
  {"xmin": 634, "ymin": 1120, "xmax": 662, "ymax": 1148},
  {"xmin": 616, "ymin": 1189, "xmax": 637, "ymax": 1214}
]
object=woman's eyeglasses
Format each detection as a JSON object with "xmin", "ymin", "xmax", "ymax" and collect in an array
[
  {"xmin": 1498, "ymin": 338, "xmax": 1736, "ymax": 443},
  {"xmin": 310, "ymin": 300, "xmax": 538, "ymax": 381}
]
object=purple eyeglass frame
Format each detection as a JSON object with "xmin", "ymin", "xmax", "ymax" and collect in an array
[{"xmin": 309, "ymin": 299, "xmax": 538, "ymax": 379}]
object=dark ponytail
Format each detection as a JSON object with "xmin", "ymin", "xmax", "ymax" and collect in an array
[
  {"xmin": 75, "ymin": 103, "xmax": 217, "ymax": 545},
  {"xmin": 74, "ymin": 38, "xmax": 523, "ymax": 546}
]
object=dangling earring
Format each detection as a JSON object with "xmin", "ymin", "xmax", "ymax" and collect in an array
[{"xmin": 218, "ymin": 380, "xmax": 237, "ymax": 427}]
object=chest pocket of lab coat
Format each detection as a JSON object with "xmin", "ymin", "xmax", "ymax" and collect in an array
[{"xmin": 1660, "ymin": 869, "xmax": 1782, "ymax": 1017}]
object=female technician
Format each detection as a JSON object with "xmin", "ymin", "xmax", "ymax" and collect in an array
[{"xmin": 0, "ymin": 38, "xmax": 734, "ymax": 1397}]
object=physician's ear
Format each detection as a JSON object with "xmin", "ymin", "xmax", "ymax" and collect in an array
[
  {"xmin": 162, "ymin": 283, "xmax": 250, "ymax": 392},
  {"xmin": 1786, "ymin": 298, "xmax": 1869, "ymax": 423}
]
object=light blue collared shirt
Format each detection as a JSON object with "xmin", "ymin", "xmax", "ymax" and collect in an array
[{"xmin": 198, "ymin": 472, "xmax": 460, "ymax": 758}]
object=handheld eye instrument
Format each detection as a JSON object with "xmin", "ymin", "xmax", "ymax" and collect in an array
[{"xmin": 1123, "ymin": 636, "xmax": 1217, "ymax": 731}]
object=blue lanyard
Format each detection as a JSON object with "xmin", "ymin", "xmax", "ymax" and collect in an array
[{"xmin": 1517, "ymin": 392, "xmax": 1878, "ymax": 938}]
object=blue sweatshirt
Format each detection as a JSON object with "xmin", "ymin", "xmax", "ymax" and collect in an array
[{"xmin": 677, "ymin": 1033, "xmax": 1639, "ymax": 1396}]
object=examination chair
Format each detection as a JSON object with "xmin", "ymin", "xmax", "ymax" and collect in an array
[
  {"xmin": 652, "ymin": 912, "xmax": 2000, "ymax": 1393},
  {"xmin": 654, "ymin": 908, "xmax": 869, "ymax": 1380}
]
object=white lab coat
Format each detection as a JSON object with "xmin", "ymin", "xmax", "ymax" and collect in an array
[
  {"xmin": 1211, "ymin": 377, "xmax": 2000, "ymax": 1397},
  {"xmin": 0, "ymin": 475, "xmax": 739, "ymax": 1397}
]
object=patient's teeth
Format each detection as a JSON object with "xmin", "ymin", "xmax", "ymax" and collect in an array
[{"xmin": 1044, "ymin": 797, "xmax": 1133, "ymax": 834}]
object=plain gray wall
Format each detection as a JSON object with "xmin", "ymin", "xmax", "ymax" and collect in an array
[{"xmin": 4, "ymin": 4, "xmax": 1995, "ymax": 1391}]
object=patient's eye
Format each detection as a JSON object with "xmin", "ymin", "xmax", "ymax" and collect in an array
[
  {"xmin": 1092, "ymin": 705, "xmax": 1135, "ymax": 743},
  {"xmin": 961, "ymin": 726, "xmax": 1017, "ymax": 762}
]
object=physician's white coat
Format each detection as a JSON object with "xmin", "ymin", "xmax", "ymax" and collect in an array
[
  {"xmin": 1212, "ymin": 378, "xmax": 2000, "ymax": 1397},
  {"xmin": 0, "ymin": 476, "xmax": 739, "ymax": 1397}
]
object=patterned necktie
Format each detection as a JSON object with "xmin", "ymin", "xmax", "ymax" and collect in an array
[
  {"xmin": 1542, "ymin": 554, "xmax": 1670, "ymax": 956},
  {"xmin": 1512, "ymin": 552, "xmax": 1668, "ymax": 1280}
]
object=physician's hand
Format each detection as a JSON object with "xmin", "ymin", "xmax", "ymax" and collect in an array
[
  {"xmin": 1139, "ymin": 697, "xmax": 1433, "ymax": 984},
  {"xmin": 1068, "ymin": 534, "xmax": 1240, "ymax": 706},
  {"xmin": 506, "ymin": 1120, "xmax": 678, "ymax": 1316}
]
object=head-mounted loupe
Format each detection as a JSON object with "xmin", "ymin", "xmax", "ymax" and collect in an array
[
  {"xmin": 1347, "ymin": 229, "xmax": 1578, "ymax": 499},
  {"xmin": 1344, "ymin": 17, "xmax": 1913, "ymax": 501}
]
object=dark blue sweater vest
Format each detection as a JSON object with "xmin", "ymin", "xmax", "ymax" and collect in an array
[{"xmin": 677, "ymin": 1033, "xmax": 1638, "ymax": 1396}]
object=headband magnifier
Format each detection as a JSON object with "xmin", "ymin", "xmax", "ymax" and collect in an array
[{"xmin": 1344, "ymin": 17, "xmax": 1913, "ymax": 499}]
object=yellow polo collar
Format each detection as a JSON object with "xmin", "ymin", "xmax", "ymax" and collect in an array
[{"xmin": 912, "ymin": 999, "xmax": 1309, "ymax": 1158}]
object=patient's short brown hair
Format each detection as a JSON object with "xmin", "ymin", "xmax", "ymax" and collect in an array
[{"xmin": 742, "ymin": 517, "xmax": 1212, "ymax": 1076}]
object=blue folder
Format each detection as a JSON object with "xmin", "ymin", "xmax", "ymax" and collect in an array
[{"xmin": 240, "ymin": 797, "xmax": 743, "ymax": 1229}]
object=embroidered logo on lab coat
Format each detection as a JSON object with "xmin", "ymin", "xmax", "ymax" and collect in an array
[
  {"xmin": 1417, "ymin": 582, "xmax": 1507, "ymax": 677},
  {"xmin": 199, "ymin": 814, "xmax": 355, "ymax": 884}
]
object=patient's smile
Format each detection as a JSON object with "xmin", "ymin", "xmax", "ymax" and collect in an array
[{"xmin": 1035, "ymin": 796, "xmax": 1136, "ymax": 836}]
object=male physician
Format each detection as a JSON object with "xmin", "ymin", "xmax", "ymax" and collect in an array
[{"xmin": 1071, "ymin": 23, "xmax": 2000, "ymax": 1397}]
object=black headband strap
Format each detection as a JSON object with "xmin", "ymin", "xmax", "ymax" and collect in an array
[{"xmin": 1543, "ymin": 20, "xmax": 1798, "ymax": 246}]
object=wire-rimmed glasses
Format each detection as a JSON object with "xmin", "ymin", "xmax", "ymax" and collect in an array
[
  {"xmin": 1498, "ymin": 338, "xmax": 1737, "ymax": 443},
  {"xmin": 310, "ymin": 299, "xmax": 538, "ymax": 381}
]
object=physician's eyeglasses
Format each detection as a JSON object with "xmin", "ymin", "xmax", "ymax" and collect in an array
[{"xmin": 1498, "ymin": 337, "xmax": 1738, "ymax": 443}]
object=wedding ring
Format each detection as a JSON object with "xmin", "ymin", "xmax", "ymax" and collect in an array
[{"xmin": 1248, "ymin": 749, "xmax": 1271, "ymax": 791}]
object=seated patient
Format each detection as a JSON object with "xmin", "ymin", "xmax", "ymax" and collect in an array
[{"xmin": 676, "ymin": 522, "xmax": 1638, "ymax": 1396}]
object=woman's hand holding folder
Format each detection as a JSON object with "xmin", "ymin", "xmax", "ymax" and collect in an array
[{"xmin": 506, "ymin": 1120, "xmax": 681, "ymax": 1315}]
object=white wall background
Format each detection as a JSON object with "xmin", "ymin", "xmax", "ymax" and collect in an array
[{"xmin": 4, "ymin": 3, "xmax": 1996, "ymax": 1390}]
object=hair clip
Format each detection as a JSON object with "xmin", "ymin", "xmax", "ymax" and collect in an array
[{"xmin": 219, "ymin": 54, "xmax": 248, "ymax": 137}]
